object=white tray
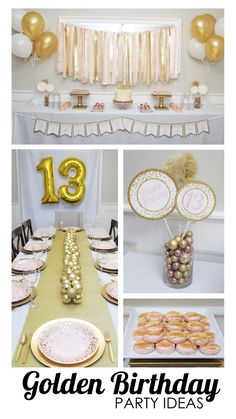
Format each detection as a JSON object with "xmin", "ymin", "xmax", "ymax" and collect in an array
[{"xmin": 123, "ymin": 307, "xmax": 224, "ymax": 359}]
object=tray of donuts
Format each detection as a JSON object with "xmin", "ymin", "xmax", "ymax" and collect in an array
[{"xmin": 123, "ymin": 308, "xmax": 224, "ymax": 359}]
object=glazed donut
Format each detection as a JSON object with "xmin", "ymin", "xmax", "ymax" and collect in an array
[
  {"xmin": 187, "ymin": 321, "xmax": 203, "ymax": 332},
  {"xmin": 138, "ymin": 312, "xmax": 151, "ymax": 320},
  {"xmin": 144, "ymin": 321, "xmax": 163, "ymax": 332},
  {"xmin": 199, "ymin": 343, "xmax": 220, "ymax": 355},
  {"xmin": 205, "ymin": 331, "xmax": 215, "ymax": 342},
  {"xmin": 176, "ymin": 341, "xmax": 197, "ymax": 355},
  {"xmin": 156, "ymin": 340, "xmax": 175, "ymax": 355},
  {"xmin": 165, "ymin": 321, "xmax": 186, "ymax": 331},
  {"xmin": 166, "ymin": 330, "xmax": 187, "ymax": 344},
  {"xmin": 132, "ymin": 330, "xmax": 146, "ymax": 341},
  {"xmin": 188, "ymin": 332, "xmax": 209, "ymax": 346},
  {"xmin": 133, "ymin": 341, "xmax": 155, "ymax": 354},
  {"xmin": 184, "ymin": 312, "xmax": 201, "ymax": 322},
  {"xmin": 165, "ymin": 311, "xmax": 183, "ymax": 322},
  {"xmin": 200, "ymin": 321, "xmax": 211, "ymax": 331},
  {"xmin": 143, "ymin": 331, "xmax": 164, "ymax": 343},
  {"xmin": 147, "ymin": 312, "xmax": 164, "ymax": 322},
  {"xmin": 200, "ymin": 314, "xmax": 207, "ymax": 320},
  {"xmin": 137, "ymin": 320, "xmax": 148, "ymax": 330}
]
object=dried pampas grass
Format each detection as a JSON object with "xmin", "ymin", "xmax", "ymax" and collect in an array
[{"xmin": 164, "ymin": 153, "xmax": 198, "ymax": 189}]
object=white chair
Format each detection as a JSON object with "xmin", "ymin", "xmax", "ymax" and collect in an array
[{"xmin": 55, "ymin": 211, "xmax": 84, "ymax": 228}]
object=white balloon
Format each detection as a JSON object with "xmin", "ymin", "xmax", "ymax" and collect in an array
[
  {"xmin": 12, "ymin": 33, "xmax": 32, "ymax": 59},
  {"xmin": 215, "ymin": 17, "xmax": 224, "ymax": 37},
  {"xmin": 187, "ymin": 38, "xmax": 206, "ymax": 61},
  {"xmin": 12, "ymin": 9, "xmax": 25, "ymax": 32}
]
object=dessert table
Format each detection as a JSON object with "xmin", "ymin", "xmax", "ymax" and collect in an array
[
  {"xmin": 124, "ymin": 252, "xmax": 224, "ymax": 294},
  {"xmin": 12, "ymin": 229, "xmax": 118, "ymax": 367},
  {"xmin": 12, "ymin": 102, "xmax": 224, "ymax": 144}
]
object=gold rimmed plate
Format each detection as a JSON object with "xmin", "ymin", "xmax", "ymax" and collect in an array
[
  {"xmin": 12, "ymin": 259, "xmax": 46, "ymax": 275},
  {"xmin": 30, "ymin": 318, "xmax": 105, "ymax": 368},
  {"xmin": 94, "ymin": 262, "xmax": 118, "ymax": 275},
  {"xmin": 89, "ymin": 245, "xmax": 118, "ymax": 253},
  {"xmin": 88, "ymin": 234, "xmax": 112, "ymax": 241},
  {"xmin": 22, "ymin": 246, "xmax": 51, "ymax": 254},
  {"xmin": 101, "ymin": 284, "xmax": 118, "ymax": 305},
  {"xmin": 12, "ymin": 286, "xmax": 37, "ymax": 308}
]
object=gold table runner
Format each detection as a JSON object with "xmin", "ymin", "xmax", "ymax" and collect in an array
[{"xmin": 12, "ymin": 231, "xmax": 118, "ymax": 367}]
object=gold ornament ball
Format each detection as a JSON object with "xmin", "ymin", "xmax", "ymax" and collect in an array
[
  {"xmin": 73, "ymin": 295, "xmax": 82, "ymax": 304},
  {"xmin": 183, "ymin": 271, "xmax": 190, "ymax": 278},
  {"xmin": 179, "ymin": 239, "xmax": 187, "ymax": 249},
  {"xmin": 186, "ymin": 236, "xmax": 193, "ymax": 245},
  {"xmin": 168, "ymin": 239, "xmax": 178, "ymax": 250},
  {"xmin": 175, "ymin": 236, "xmax": 181, "ymax": 242},
  {"xmin": 67, "ymin": 287, "xmax": 77, "ymax": 299},
  {"xmin": 62, "ymin": 294, "xmax": 72, "ymax": 304},
  {"xmin": 186, "ymin": 263, "xmax": 191, "ymax": 271},
  {"xmin": 62, "ymin": 283, "xmax": 70, "ymax": 294},
  {"xmin": 74, "ymin": 268, "xmax": 81, "ymax": 275},
  {"xmin": 174, "ymin": 270, "xmax": 182, "ymax": 280},
  {"xmin": 178, "ymin": 278, "xmax": 186, "ymax": 285},
  {"xmin": 74, "ymin": 283, "xmax": 82, "ymax": 292},
  {"xmin": 179, "ymin": 264, "xmax": 188, "ymax": 273},
  {"xmin": 171, "ymin": 255, "xmax": 179, "ymax": 263},
  {"xmin": 166, "ymin": 257, "xmax": 172, "ymax": 264},
  {"xmin": 186, "ymin": 231, "xmax": 193, "ymax": 237}
]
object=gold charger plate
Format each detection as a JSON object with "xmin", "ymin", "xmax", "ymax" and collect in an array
[
  {"xmin": 12, "ymin": 260, "xmax": 46, "ymax": 275},
  {"xmin": 32, "ymin": 235, "xmax": 55, "ymax": 240},
  {"xmin": 94, "ymin": 262, "xmax": 118, "ymax": 275},
  {"xmin": 88, "ymin": 234, "xmax": 112, "ymax": 241},
  {"xmin": 12, "ymin": 286, "xmax": 37, "ymax": 308},
  {"xmin": 30, "ymin": 318, "xmax": 105, "ymax": 368},
  {"xmin": 89, "ymin": 245, "xmax": 118, "ymax": 253},
  {"xmin": 101, "ymin": 284, "xmax": 118, "ymax": 305},
  {"xmin": 22, "ymin": 247, "xmax": 51, "ymax": 254}
]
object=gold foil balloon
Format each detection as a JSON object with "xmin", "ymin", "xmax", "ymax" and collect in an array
[
  {"xmin": 205, "ymin": 35, "xmax": 224, "ymax": 62},
  {"xmin": 36, "ymin": 157, "xmax": 59, "ymax": 204},
  {"xmin": 58, "ymin": 157, "xmax": 86, "ymax": 204},
  {"xmin": 204, "ymin": 14, "xmax": 216, "ymax": 25},
  {"xmin": 22, "ymin": 11, "xmax": 45, "ymax": 41},
  {"xmin": 191, "ymin": 15, "xmax": 215, "ymax": 43},
  {"xmin": 35, "ymin": 32, "xmax": 58, "ymax": 59}
]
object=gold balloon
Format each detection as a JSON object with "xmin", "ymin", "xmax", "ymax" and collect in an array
[
  {"xmin": 204, "ymin": 14, "xmax": 216, "ymax": 25},
  {"xmin": 205, "ymin": 35, "xmax": 224, "ymax": 62},
  {"xmin": 191, "ymin": 14, "xmax": 215, "ymax": 43},
  {"xmin": 58, "ymin": 157, "xmax": 86, "ymax": 204},
  {"xmin": 35, "ymin": 32, "xmax": 58, "ymax": 59},
  {"xmin": 36, "ymin": 157, "xmax": 59, "ymax": 204},
  {"xmin": 22, "ymin": 11, "xmax": 45, "ymax": 41}
]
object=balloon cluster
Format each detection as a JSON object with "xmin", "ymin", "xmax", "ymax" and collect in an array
[
  {"xmin": 60, "ymin": 229, "xmax": 82, "ymax": 304},
  {"xmin": 164, "ymin": 231, "xmax": 194, "ymax": 288},
  {"xmin": 188, "ymin": 14, "xmax": 224, "ymax": 63},
  {"xmin": 12, "ymin": 10, "xmax": 57, "ymax": 62}
]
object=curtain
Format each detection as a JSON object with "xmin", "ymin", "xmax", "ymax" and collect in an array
[
  {"xmin": 18, "ymin": 150, "xmax": 102, "ymax": 230},
  {"xmin": 57, "ymin": 24, "xmax": 181, "ymax": 85}
]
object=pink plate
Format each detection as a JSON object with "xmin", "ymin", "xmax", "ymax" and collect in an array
[
  {"xmin": 92, "ymin": 241, "xmax": 116, "ymax": 250},
  {"xmin": 24, "ymin": 243, "xmax": 48, "ymax": 252},
  {"xmin": 99, "ymin": 259, "xmax": 118, "ymax": 271},
  {"xmin": 106, "ymin": 282, "xmax": 118, "ymax": 300},
  {"xmin": 89, "ymin": 232, "xmax": 110, "ymax": 240},
  {"xmin": 12, "ymin": 258, "xmax": 43, "ymax": 272},
  {"xmin": 38, "ymin": 320, "xmax": 99, "ymax": 364},
  {"xmin": 12, "ymin": 281, "xmax": 31, "ymax": 303}
]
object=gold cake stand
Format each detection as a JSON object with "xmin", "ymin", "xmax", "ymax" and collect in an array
[
  {"xmin": 152, "ymin": 92, "xmax": 172, "ymax": 110},
  {"xmin": 70, "ymin": 90, "xmax": 90, "ymax": 110}
]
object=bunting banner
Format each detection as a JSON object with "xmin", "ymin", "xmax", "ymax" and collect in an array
[{"xmin": 15, "ymin": 113, "xmax": 214, "ymax": 139}]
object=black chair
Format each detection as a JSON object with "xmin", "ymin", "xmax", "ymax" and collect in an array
[
  {"xmin": 109, "ymin": 219, "xmax": 118, "ymax": 246},
  {"xmin": 12, "ymin": 226, "xmax": 25, "ymax": 260},
  {"xmin": 22, "ymin": 219, "xmax": 33, "ymax": 243}
]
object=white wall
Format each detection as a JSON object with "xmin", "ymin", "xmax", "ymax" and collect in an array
[
  {"xmin": 12, "ymin": 149, "xmax": 118, "ymax": 230},
  {"xmin": 124, "ymin": 150, "xmax": 224, "ymax": 259},
  {"xmin": 12, "ymin": 8, "xmax": 224, "ymax": 95}
]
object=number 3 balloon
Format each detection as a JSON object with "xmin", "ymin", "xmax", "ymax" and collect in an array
[{"xmin": 58, "ymin": 158, "xmax": 86, "ymax": 204}]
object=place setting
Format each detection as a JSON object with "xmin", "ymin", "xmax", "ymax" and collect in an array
[
  {"xmin": 12, "ymin": 257, "xmax": 46, "ymax": 275},
  {"xmin": 12, "ymin": 279, "xmax": 37, "ymax": 308},
  {"xmin": 101, "ymin": 282, "xmax": 118, "ymax": 305}
]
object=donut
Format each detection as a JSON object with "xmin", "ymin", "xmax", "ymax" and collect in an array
[
  {"xmin": 137, "ymin": 320, "xmax": 148, "ymax": 330},
  {"xmin": 143, "ymin": 331, "xmax": 164, "ymax": 343},
  {"xmin": 138, "ymin": 312, "xmax": 151, "ymax": 320},
  {"xmin": 144, "ymin": 321, "xmax": 163, "ymax": 332},
  {"xmin": 200, "ymin": 321, "xmax": 211, "ymax": 330},
  {"xmin": 132, "ymin": 330, "xmax": 146, "ymax": 341},
  {"xmin": 147, "ymin": 312, "xmax": 164, "ymax": 322},
  {"xmin": 205, "ymin": 331, "xmax": 215, "ymax": 342},
  {"xmin": 187, "ymin": 321, "xmax": 203, "ymax": 332},
  {"xmin": 166, "ymin": 330, "xmax": 187, "ymax": 344},
  {"xmin": 188, "ymin": 332, "xmax": 209, "ymax": 346},
  {"xmin": 176, "ymin": 341, "xmax": 197, "ymax": 355},
  {"xmin": 133, "ymin": 341, "xmax": 155, "ymax": 354},
  {"xmin": 184, "ymin": 312, "xmax": 201, "ymax": 322},
  {"xmin": 165, "ymin": 321, "xmax": 186, "ymax": 331},
  {"xmin": 200, "ymin": 314, "xmax": 207, "ymax": 320},
  {"xmin": 156, "ymin": 340, "xmax": 175, "ymax": 354},
  {"xmin": 199, "ymin": 343, "xmax": 220, "ymax": 355},
  {"xmin": 165, "ymin": 311, "xmax": 183, "ymax": 322}
]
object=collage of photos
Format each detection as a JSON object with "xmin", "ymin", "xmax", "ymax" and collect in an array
[{"xmin": 12, "ymin": 8, "xmax": 224, "ymax": 369}]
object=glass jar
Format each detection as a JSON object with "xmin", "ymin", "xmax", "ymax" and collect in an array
[{"xmin": 163, "ymin": 217, "xmax": 194, "ymax": 288}]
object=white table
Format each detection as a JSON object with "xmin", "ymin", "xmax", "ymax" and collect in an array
[
  {"xmin": 12, "ymin": 230, "xmax": 118, "ymax": 355},
  {"xmin": 124, "ymin": 251, "xmax": 224, "ymax": 294},
  {"xmin": 12, "ymin": 102, "xmax": 224, "ymax": 144}
]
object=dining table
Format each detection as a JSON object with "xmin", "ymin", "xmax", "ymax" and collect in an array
[{"xmin": 12, "ymin": 227, "xmax": 118, "ymax": 367}]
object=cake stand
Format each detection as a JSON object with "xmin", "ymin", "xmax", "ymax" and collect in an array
[
  {"xmin": 113, "ymin": 99, "xmax": 133, "ymax": 110},
  {"xmin": 70, "ymin": 90, "xmax": 90, "ymax": 110},
  {"xmin": 152, "ymin": 92, "xmax": 172, "ymax": 110}
]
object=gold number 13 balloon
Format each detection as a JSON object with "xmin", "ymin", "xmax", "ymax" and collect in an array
[{"xmin": 36, "ymin": 157, "xmax": 86, "ymax": 204}]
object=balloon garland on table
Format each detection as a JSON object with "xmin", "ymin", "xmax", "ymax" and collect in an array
[
  {"xmin": 60, "ymin": 229, "xmax": 82, "ymax": 304},
  {"xmin": 188, "ymin": 14, "xmax": 224, "ymax": 63},
  {"xmin": 12, "ymin": 10, "xmax": 58, "ymax": 65}
]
